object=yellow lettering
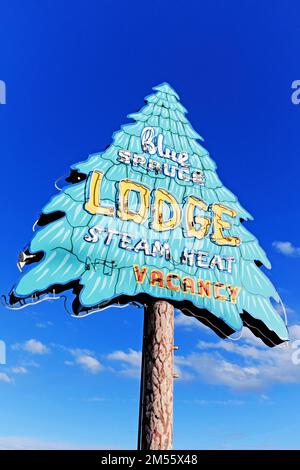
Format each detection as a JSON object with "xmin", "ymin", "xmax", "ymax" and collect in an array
[
  {"xmin": 118, "ymin": 180, "xmax": 149, "ymax": 224},
  {"xmin": 133, "ymin": 265, "xmax": 148, "ymax": 284},
  {"xmin": 186, "ymin": 196, "xmax": 211, "ymax": 239},
  {"xmin": 182, "ymin": 276, "xmax": 196, "ymax": 294},
  {"xmin": 227, "ymin": 285, "xmax": 241, "ymax": 304},
  {"xmin": 150, "ymin": 269, "xmax": 164, "ymax": 288},
  {"xmin": 211, "ymin": 203, "xmax": 240, "ymax": 246},
  {"xmin": 166, "ymin": 273, "xmax": 180, "ymax": 292},
  {"xmin": 85, "ymin": 170, "xmax": 115, "ymax": 216},
  {"xmin": 152, "ymin": 188, "xmax": 181, "ymax": 232},
  {"xmin": 214, "ymin": 282, "xmax": 227, "ymax": 301},
  {"xmin": 198, "ymin": 279, "xmax": 211, "ymax": 298}
]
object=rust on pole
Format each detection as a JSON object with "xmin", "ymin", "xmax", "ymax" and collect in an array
[{"xmin": 138, "ymin": 299, "xmax": 175, "ymax": 450}]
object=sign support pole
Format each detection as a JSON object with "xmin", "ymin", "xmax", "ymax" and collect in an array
[{"xmin": 138, "ymin": 300, "xmax": 174, "ymax": 450}]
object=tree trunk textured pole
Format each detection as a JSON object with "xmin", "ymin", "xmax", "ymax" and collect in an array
[{"xmin": 141, "ymin": 300, "xmax": 174, "ymax": 450}]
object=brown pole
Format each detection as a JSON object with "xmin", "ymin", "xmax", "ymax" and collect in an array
[{"xmin": 138, "ymin": 299, "xmax": 174, "ymax": 450}]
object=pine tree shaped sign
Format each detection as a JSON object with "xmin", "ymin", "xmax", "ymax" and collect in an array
[{"xmin": 8, "ymin": 83, "xmax": 288, "ymax": 346}]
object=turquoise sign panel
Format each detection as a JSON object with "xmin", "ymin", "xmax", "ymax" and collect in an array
[{"xmin": 7, "ymin": 83, "xmax": 288, "ymax": 346}]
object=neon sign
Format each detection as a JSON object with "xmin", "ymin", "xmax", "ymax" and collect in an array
[{"xmin": 7, "ymin": 83, "xmax": 288, "ymax": 346}]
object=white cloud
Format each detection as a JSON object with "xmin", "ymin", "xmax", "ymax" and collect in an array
[
  {"xmin": 197, "ymin": 338, "xmax": 266, "ymax": 360},
  {"xmin": 12, "ymin": 339, "xmax": 50, "ymax": 355},
  {"xmin": 272, "ymin": 241, "xmax": 300, "ymax": 257},
  {"xmin": 36, "ymin": 321, "xmax": 53, "ymax": 329},
  {"xmin": 290, "ymin": 324, "xmax": 300, "ymax": 338},
  {"xmin": 175, "ymin": 312, "xmax": 206, "ymax": 329},
  {"xmin": 260, "ymin": 394, "xmax": 270, "ymax": 401},
  {"xmin": 176, "ymin": 325, "xmax": 300, "ymax": 391},
  {"xmin": 173, "ymin": 357, "xmax": 194, "ymax": 381},
  {"xmin": 61, "ymin": 346, "xmax": 103, "ymax": 374},
  {"xmin": 21, "ymin": 359, "xmax": 39, "ymax": 368},
  {"xmin": 75, "ymin": 354, "xmax": 103, "ymax": 374},
  {"xmin": 275, "ymin": 303, "xmax": 295, "ymax": 317},
  {"xmin": 107, "ymin": 348, "xmax": 194, "ymax": 380},
  {"xmin": 108, "ymin": 349, "xmax": 141, "ymax": 365},
  {"xmin": 107, "ymin": 349, "xmax": 141, "ymax": 378},
  {"xmin": 0, "ymin": 372, "xmax": 14, "ymax": 384},
  {"xmin": 82, "ymin": 396, "xmax": 105, "ymax": 402},
  {"xmin": 64, "ymin": 360, "xmax": 74, "ymax": 366},
  {"xmin": 0, "ymin": 436, "xmax": 107, "ymax": 450},
  {"xmin": 179, "ymin": 352, "xmax": 262, "ymax": 391},
  {"xmin": 11, "ymin": 366, "xmax": 28, "ymax": 375},
  {"xmin": 67, "ymin": 347, "xmax": 93, "ymax": 357},
  {"xmin": 182, "ymin": 399, "xmax": 245, "ymax": 406}
]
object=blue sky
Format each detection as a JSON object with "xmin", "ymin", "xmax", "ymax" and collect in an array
[{"xmin": 0, "ymin": 0, "xmax": 300, "ymax": 449}]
